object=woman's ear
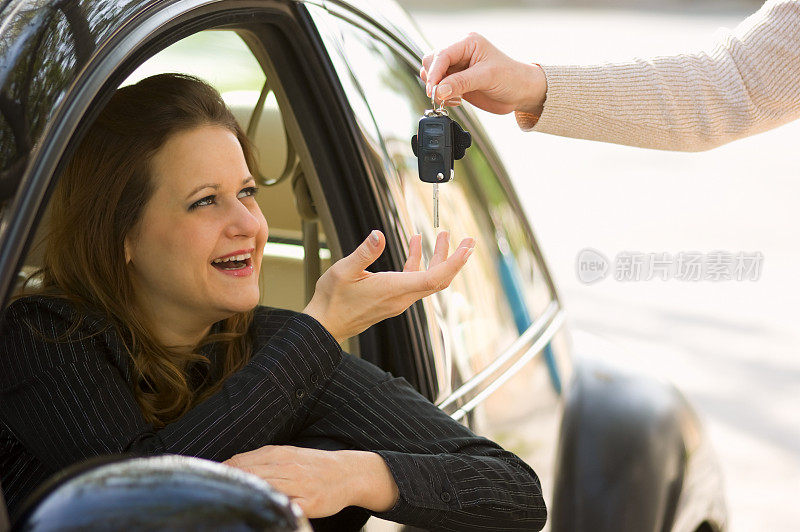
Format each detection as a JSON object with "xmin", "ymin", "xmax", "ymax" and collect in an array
[{"xmin": 124, "ymin": 236, "xmax": 132, "ymax": 264}]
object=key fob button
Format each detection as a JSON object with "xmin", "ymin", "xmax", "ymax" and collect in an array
[
  {"xmin": 424, "ymin": 123, "xmax": 444, "ymax": 134},
  {"xmin": 413, "ymin": 111, "xmax": 470, "ymax": 185}
]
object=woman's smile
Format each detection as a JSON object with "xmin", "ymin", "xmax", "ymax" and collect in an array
[{"xmin": 210, "ymin": 247, "xmax": 256, "ymax": 277}]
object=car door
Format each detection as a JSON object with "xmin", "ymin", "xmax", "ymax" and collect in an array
[{"xmin": 305, "ymin": 3, "xmax": 573, "ymax": 529}]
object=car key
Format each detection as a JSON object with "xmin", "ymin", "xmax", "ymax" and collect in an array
[{"xmin": 411, "ymin": 84, "xmax": 472, "ymax": 229}]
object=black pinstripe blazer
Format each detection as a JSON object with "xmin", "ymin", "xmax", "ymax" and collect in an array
[{"xmin": 0, "ymin": 295, "xmax": 546, "ymax": 531}]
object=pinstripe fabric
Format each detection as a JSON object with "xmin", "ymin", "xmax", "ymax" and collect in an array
[
  {"xmin": 516, "ymin": 0, "xmax": 800, "ymax": 151},
  {"xmin": 0, "ymin": 295, "xmax": 546, "ymax": 531}
]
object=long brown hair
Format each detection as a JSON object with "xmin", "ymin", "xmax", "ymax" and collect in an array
[{"xmin": 13, "ymin": 73, "xmax": 259, "ymax": 427}]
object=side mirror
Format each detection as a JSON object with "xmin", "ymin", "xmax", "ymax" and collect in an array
[{"xmin": 13, "ymin": 455, "xmax": 311, "ymax": 531}]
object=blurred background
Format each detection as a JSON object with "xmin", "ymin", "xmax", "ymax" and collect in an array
[{"xmin": 399, "ymin": 0, "xmax": 799, "ymax": 530}]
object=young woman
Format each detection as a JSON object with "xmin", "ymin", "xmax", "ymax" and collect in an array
[{"xmin": 0, "ymin": 73, "xmax": 546, "ymax": 531}]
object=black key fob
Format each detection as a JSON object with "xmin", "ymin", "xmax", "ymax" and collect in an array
[{"xmin": 411, "ymin": 112, "xmax": 471, "ymax": 183}]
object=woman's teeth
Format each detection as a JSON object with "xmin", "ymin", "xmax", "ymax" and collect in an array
[
  {"xmin": 211, "ymin": 252, "xmax": 252, "ymax": 271},
  {"xmin": 211, "ymin": 252, "xmax": 252, "ymax": 264}
]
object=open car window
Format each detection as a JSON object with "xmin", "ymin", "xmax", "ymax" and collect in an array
[{"xmin": 13, "ymin": 29, "xmax": 333, "ymax": 319}]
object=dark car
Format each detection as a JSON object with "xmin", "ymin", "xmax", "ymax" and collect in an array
[{"xmin": 0, "ymin": 0, "xmax": 727, "ymax": 531}]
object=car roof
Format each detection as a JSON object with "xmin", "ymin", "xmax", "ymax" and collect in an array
[
  {"xmin": 316, "ymin": 0, "xmax": 431, "ymax": 56},
  {"xmin": 0, "ymin": 0, "xmax": 429, "ymax": 52}
]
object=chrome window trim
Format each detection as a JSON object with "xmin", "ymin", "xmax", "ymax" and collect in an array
[{"xmin": 439, "ymin": 301, "xmax": 565, "ymax": 417}]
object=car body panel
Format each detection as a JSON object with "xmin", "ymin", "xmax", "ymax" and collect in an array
[{"xmin": 564, "ymin": 331, "xmax": 728, "ymax": 532}]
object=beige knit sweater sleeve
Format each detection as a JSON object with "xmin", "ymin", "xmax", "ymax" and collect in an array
[{"xmin": 515, "ymin": 0, "xmax": 800, "ymax": 151}]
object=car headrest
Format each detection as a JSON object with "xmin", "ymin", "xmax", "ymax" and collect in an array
[
  {"xmin": 222, "ymin": 90, "xmax": 288, "ymax": 184},
  {"xmin": 222, "ymin": 89, "xmax": 303, "ymax": 240}
]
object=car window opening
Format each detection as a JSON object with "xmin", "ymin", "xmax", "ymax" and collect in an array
[{"xmin": 11, "ymin": 29, "xmax": 334, "ymax": 326}]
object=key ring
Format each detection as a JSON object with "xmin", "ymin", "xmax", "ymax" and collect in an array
[
  {"xmin": 431, "ymin": 83, "xmax": 448, "ymax": 114},
  {"xmin": 425, "ymin": 83, "xmax": 448, "ymax": 116}
]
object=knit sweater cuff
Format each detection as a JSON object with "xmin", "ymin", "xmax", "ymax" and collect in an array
[
  {"xmin": 515, "ymin": 63, "xmax": 598, "ymax": 134},
  {"xmin": 514, "ymin": 62, "xmax": 669, "ymax": 148},
  {"xmin": 517, "ymin": 62, "xmax": 602, "ymax": 135}
]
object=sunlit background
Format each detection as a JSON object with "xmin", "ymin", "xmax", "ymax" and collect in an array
[{"xmin": 399, "ymin": 0, "xmax": 799, "ymax": 530}]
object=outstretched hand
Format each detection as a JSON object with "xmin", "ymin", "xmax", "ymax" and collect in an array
[
  {"xmin": 420, "ymin": 32, "xmax": 547, "ymax": 117},
  {"xmin": 302, "ymin": 230, "xmax": 474, "ymax": 343}
]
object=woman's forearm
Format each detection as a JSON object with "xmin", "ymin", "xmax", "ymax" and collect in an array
[
  {"xmin": 295, "ymin": 353, "xmax": 547, "ymax": 530},
  {"xmin": 131, "ymin": 310, "xmax": 342, "ymax": 460}
]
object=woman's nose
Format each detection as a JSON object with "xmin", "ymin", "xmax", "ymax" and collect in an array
[{"xmin": 225, "ymin": 199, "xmax": 262, "ymax": 238}]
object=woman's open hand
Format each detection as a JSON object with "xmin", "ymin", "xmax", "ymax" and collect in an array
[
  {"xmin": 224, "ymin": 445, "xmax": 399, "ymax": 518},
  {"xmin": 302, "ymin": 230, "xmax": 474, "ymax": 343}
]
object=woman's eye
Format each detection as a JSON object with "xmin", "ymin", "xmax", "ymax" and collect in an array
[
  {"xmin": 189, "ymin": 195, "xmax": 215, "ymax": 210},
  {"xmin": 188, "ymin": 186, "xmax": 258, "ymax": 211},
  {"xmin": 238, "ymin": 186, "xmax": 259, "ymax": 199}
]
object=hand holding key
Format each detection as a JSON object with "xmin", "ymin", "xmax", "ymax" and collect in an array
[
  {"xmin": 420, "ymin": 32, "xmax": 547, "ymax": 117},
  {"xmin": 302, "ymin": 230, "xmax": 474, "ymax": 343}
]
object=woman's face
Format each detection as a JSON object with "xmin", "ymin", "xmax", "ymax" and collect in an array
[{"xmin": 124, "ymin": 125, "xmax": 268, "ymax": 326}]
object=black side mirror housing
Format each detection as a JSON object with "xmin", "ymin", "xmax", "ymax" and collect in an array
[{"xmin": 13, "ymin": 455, "xmax": 310, "ymax": 531}]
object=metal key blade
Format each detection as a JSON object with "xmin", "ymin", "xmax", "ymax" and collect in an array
[{"xmin": 433, "ymin": 182, "xmax": 439, "ymax": 229}]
